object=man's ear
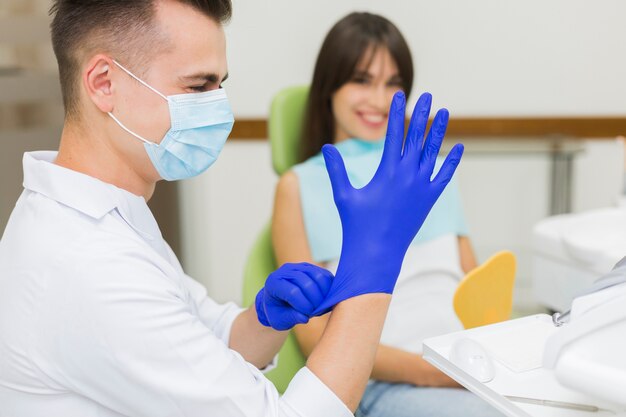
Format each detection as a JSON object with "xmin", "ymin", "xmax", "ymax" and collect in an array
[{"xmin": 83, "ymin": 54, "xmax": 115, "ymax": 113}]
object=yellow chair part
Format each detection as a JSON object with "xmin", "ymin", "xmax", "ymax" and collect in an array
[{"xmin": 453, "ymin": 251, "xmax": 516, "ymax": 329}]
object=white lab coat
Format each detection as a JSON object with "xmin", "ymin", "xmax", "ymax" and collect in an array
[{"xmin": 0, "ymin": 151, "xmax": 350, "ymax": 417}]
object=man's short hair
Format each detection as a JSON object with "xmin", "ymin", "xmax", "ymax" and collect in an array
[{"xmin": 49, "ymin": 0, "xmax": 232, "ymax": 120}]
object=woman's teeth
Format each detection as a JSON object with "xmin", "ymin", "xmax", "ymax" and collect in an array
[{"xmin": 361, "ymin": 113, "xmax": 384, "ymax": 124}]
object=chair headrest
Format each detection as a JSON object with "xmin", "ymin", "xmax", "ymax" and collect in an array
[{"xmin": 268, "ymin": 85, "xmax": 310, "ymax": 175}]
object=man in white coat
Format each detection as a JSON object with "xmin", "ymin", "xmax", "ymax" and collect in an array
[{"xmin": 0, "ymin": 1, "xmax": 463, "ymax": 416}]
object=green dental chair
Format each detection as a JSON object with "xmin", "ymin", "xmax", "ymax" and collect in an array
[{"xmin": 241, "ymin": 86, "xmax": 309, "ymax": 394}]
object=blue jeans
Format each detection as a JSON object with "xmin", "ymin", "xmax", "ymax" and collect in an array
[{"xmin": 356, "ymin": 381, "xmax": 504, "ymax": 417}]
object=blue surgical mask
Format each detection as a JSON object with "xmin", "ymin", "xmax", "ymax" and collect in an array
[{"xmin": 107, "ymin": 60, "xmax": 234, "ymax": 181}]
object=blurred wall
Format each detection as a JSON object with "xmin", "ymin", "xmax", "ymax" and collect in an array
[
  {"xmin": 0, "ymin": 0, "xmax": 182, "ymax": 256},
  {"xmin": 224, "ymin": 0, "xmax": 626, "ymax": 117}
]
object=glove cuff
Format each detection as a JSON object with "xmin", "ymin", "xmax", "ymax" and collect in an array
[{"xmin": 255, "ymin": 289, "xmax": 271, "ymax": 327}]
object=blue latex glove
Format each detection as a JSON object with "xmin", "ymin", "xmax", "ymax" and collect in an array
[
  {"xmin": 255, "ymin": 262, "xmax": 333, "ymax": 331},
  {"xmin": 314, "ymin": 91, "xmax": 464, "ymax": 314}
]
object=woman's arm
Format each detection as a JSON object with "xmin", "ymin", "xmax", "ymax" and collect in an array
[
  {"xmin": 458, "ymin": 236, "xmax": 478, "ymax": 274},
  {"xmin": 272, "ymin": 170, "xmax": 458, "ymax": 388},
  {"xmin": 271, "ymin": 171, "xmax": 323, "ymax": 268}
]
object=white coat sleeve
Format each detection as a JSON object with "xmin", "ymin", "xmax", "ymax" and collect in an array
[
  {"xmin": 179, "ymin": 272, "xmax": 278, "ymax": 373},
  {"xmin": 163, "ymin": 243, "xmax": 244, "ymax": 345},
  {"xmin": 165, "ymin": 242, "xmax": 277, "ymax": 372},
  {"xmin": 180, "ymin": 271, "xmax": 244, "ymax": 345},
  {"xmin": 32, "ymin": 243, "xmax": 351, "ymax": 417}
]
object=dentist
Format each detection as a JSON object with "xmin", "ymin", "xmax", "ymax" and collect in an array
[{"xmin": 0, "ymin": 1, "xmax": 463, "ymax": 416}]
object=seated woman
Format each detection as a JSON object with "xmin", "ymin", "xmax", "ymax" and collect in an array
[{"xmin": 271, "ymin": 12, "xmax": 503, "ymax": 417}]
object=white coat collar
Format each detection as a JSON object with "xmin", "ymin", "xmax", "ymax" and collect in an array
[{"xmin": 22, "ymin": 151, "xmax": 161, "ymax": 241}]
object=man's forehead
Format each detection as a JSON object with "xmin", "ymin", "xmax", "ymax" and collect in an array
[{"xmin": 154, "ymin": 1, "xmax": 228, "ymax": 77}]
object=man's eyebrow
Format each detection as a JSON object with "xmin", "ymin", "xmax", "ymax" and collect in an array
[{"xmin": 179, "ymin": 72, "xmax": 229, "ymax": 83}]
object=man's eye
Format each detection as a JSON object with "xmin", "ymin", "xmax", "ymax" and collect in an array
[{"xmin": 189, "ymin": 85, "xmax": 207, "ymax": 93}]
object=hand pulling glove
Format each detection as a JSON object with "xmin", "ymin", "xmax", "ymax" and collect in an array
[{"xmin": 256, "ymin": 262, "xmax": 333, "ymax": 330}]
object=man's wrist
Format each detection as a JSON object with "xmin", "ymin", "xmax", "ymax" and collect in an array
[{"xmin": 254, "ymin": 290, "xmax": 271, "ymax": 327}]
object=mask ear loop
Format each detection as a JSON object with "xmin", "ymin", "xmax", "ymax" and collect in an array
[
  {"xmin": 107, "ymin": 59, "xmax": 170, "ymax": 146},
  {"xmin": 111, "ymin": 59, "xmax": 168, "ymax": 101},
  {"xmin": 107, "ymin": 112, "xmax": 155, "ymax": 145}
]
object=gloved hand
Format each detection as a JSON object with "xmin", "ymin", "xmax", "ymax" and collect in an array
[
  {"xmin": 255, "ymin": 262, "xmax": 333, "ymax": 331},
  {"xmin": 314, "ymin": 91, "xmax": 464, "ymax": 314}
]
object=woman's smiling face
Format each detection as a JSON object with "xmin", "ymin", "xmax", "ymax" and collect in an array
[{"xmin": 331, "ymin": 45, "xmax": 403, "ymax": 143}]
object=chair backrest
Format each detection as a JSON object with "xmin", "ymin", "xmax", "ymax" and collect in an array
[
  {"xmin": 241, "ymin": 86, "xmax": 312, "ymax": 393},
  {"xmin": 268, "ymin": 85, "xmax": 309, "ymax": 175},
  {"xmin": 453, "ymin": 251, "xmax": 517, "ymax": 329},
  {"xmin": 241, "ymin": 224, "xmax": 307, "ymax": 394}
]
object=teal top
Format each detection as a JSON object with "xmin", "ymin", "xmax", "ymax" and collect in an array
[{"xmin": 292, "ymin": 138, "xmax": 469, "ymax": 263}]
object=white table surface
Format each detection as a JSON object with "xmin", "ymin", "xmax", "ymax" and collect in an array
[{"xmin": 423, "ymin": 314, "xmax": 625, "ymax": 417}]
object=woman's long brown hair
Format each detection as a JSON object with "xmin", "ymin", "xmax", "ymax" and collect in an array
[{"xmin": 299, "ymin": 12, "xmax": 414, "ymax": 162}]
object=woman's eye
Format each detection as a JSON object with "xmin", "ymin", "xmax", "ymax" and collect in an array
[{"xmin": 351, "ymin": 77, "xmax": 369, "ymax": 85}]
